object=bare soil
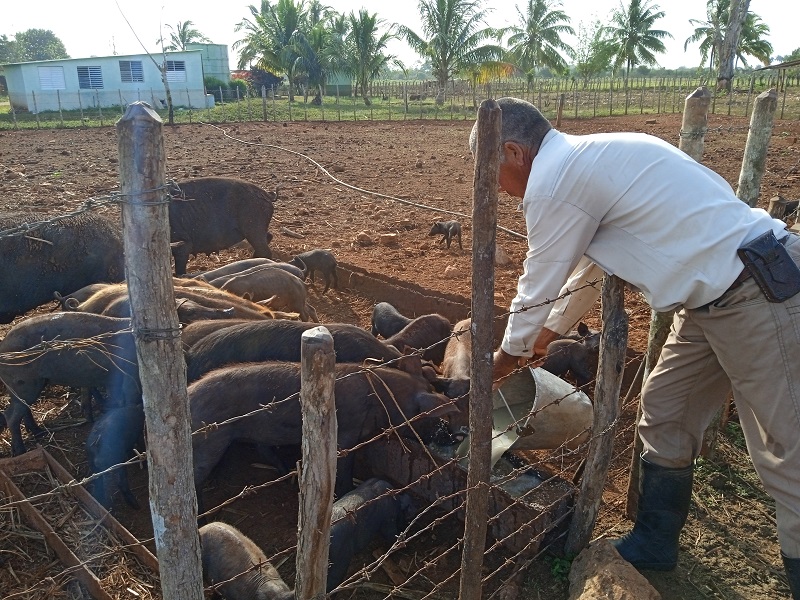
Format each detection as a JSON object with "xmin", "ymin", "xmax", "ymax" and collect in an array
[{"xmin": 0, "ymin": 111, "xmax": 799, "ymax": 599}]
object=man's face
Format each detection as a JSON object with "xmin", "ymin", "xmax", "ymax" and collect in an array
[{"xmin": 497, "ymin": 142, "xmax": 532, "ymax": 198}]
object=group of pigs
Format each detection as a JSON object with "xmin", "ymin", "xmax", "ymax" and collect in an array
[
  {"xmin": 0, "ymin": 174, "xmax": 600, "ymax": 596},
  {"xmin": 0, "ymin": 279, "xmax": 472, "ymax": 596}
]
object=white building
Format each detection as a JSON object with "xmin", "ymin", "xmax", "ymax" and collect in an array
[{"xmin": 3, "ymin": 49, "xmax": 219, "ymax": 113}]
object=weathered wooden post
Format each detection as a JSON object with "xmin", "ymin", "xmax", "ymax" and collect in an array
[
  {"xmin": 678, "ymin": 87, "xmax": 712, "ymax": 162},
  {"xmin": 116, "ymin": 101, "xmax": 203, "ymax": 600},
  {"xmin": 736, "ymin": 88, "xmax": 778, "ymax": 207},
  {"xmin": 565, "ymin": 275, "xmax": 628, "ymax": 555},
  {"xmin": 295, "ymin": 327, "xmax": 337, "ymax": 599},
  {"xmin": 556, "ymin": 93, "xmax": 565, "ymax": 127},
  {"xmin": 458, "ymin": 98, "xmax": 500, "ymax": 600},
  {"xmin": 768, "ymin": 195, "xmax": 790, "ymax": 219},
  {"xmin": 626, "ymin": 86, "xmax": 711, "ymax": 518}
]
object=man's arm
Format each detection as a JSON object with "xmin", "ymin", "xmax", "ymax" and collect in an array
[{"xmin": 543, "ymin": 257, "xmax": 604, "ymax": 334}]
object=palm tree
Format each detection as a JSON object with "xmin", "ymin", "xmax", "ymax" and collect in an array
[
  {"xmin": 737, "ymin": 11, "xmax": 772, "ymax": 67},
  {"xmin": 159, "ymin": 21, "xmax": 211, "ymax": 51},
  {"xmin": 685, "ymin": 1, "xmax": 772, "ymax": 80},
  {"xmin": 233, "ymin": 0, "xmax": 309, "ymax": 101},
  {"xmin": 291, "ymin": 16, "xmax": 346, "ymax": 104},
  {"xmin": 398, "ymin": 0, "xmax": 506, "ymax": 105},
  {"xmin": 684, "ymin": 0, "xmax": 726, "ymax": 78},
  {"xmin": 345, "ymin": 9, "xmax": 399, "ymax": 105},
  {"xmin": 504, "ymin": 0, "xmax": 575, "ymax": 86},
  {"xmin": 604, "ymin": 0, "xmax": 672, "ymax": 87}
]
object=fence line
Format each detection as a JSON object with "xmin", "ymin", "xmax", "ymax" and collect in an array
[{"xmin": 3, "ymin": 74, "xmax": 798, "ymax": 130}]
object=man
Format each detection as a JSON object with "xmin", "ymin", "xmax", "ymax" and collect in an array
[{"xmin": 471, "ymin": 97, "xmax": 800, "ymax": 596}]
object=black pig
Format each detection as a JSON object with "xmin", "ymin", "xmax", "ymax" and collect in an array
[
  {"xmin": 328, "ymin": 478, "xmax": 416, "ymax": 591},
  {"xmin": 180, "ymin": 318, "xmax": 253, "ymax": 350},
  {"xmin": 541, "ymin": 323, "xmax": 601, "ymax": 389},
  {"xmin": 370, "ymin": 302, "xmax": 412, "ymax": 338},
  {"xmin": 0, "ymin": 212, "xmax": 124, "ymax": 324},
  {"xmin": 86, "ymin": 404, "xmax": 145, "ymax": 510},
  {"xmin": 185, "ymin": 320, "xmax": 404, "ymax": 383},
  {"xmin": 289, "ymin": 249, "xmax": 339, "ymax": 293},
  {"xmin": 168, "ymin": 177, "xmax": 276, "ymax": 276},
  {"xmin": 0, "ymin": 313, "xmax": 140, "ymax": 455},
  {"xmin": 189, "ymin": 362, "xmax": 460, "ymax": 508},
  {"xmin": 428, "ymin": 220, "xmax": 463, "ymax": 250},
  {"xmin": 383, "ymin": 313, "xmax": 453, "ymax": 365}
]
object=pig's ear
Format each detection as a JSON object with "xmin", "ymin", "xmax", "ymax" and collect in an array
[
  {"xmin": 578, "ymin": 322, "xmax": 589, "ymax": 337},
  {"xmin": 416, "ymin": 392, "xmax": 459, "ymax": 418},
  {"xmin": 396, "ymin": 354, "xmax": 423, "ymax": 377}
]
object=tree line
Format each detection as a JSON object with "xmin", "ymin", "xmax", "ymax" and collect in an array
[{"xmin": 3, "ymin": 0, "xmax": 799, "ymax": 105}]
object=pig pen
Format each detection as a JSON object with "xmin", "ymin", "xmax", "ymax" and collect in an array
[{"xmin": 0, "ymin": 256, "xmax": 641, "ymax": 600}]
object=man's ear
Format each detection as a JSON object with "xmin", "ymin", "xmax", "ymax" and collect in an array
[{"xmin": 502, "ymin": 141, "xmax": 528, "ymax": 166}]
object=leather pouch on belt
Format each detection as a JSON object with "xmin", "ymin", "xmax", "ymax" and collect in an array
[{"xmin": 736, "ymin": 231, "xmax": 800, "ymax": 302}]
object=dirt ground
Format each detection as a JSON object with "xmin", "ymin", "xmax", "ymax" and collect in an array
[{"xmin": 0, "ymin": 110, "xmax": 799, "ymax": 599}]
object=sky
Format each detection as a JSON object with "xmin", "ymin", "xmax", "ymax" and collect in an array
[{"xmin": 2, "ymin": 0, "xmax": 797, "ymax": 70}]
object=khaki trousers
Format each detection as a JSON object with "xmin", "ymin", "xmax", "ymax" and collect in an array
[{"xmin": 639, "ymin": 233, "xmax": 800, "ymax": 557}]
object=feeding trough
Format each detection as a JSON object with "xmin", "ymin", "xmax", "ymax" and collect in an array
[
  {"xmin": 352, "ymin": 367, "xmax": 591, "ymax": 559},
  {"xmin": 456, "ymin": 366, "xmax": 594, "ymax": 468}
]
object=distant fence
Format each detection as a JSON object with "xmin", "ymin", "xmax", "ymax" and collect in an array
[{"xmin": 2, "ymin": 73, "xmax": 798, "ymax": 130}]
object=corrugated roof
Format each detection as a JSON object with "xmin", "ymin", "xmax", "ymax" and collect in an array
[{"xmin": 754, "ymin": 58, "xmax": 800, "ymax": 71}]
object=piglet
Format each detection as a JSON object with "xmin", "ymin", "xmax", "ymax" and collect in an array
[
  {"xmin": 289, "ymin": 249, "xmax": 339, "ymax": 293},
  {"xmin": 371, "ymin": 301, "xmax": 412, "ymax": 338},
  {"xmin": 541, "ymin": 323, "xmax": 601, "ymax": 389},
  {"xmin": 199, "ymin": 522, "xmax": 293, "ymax": 600},
  {"xmin": 328, "ymin": 478, "xmax": 416, "ymax": 592},
  {"xmin": 86, "ymin": 404, "xmax": 145, "ymax": 510},
  {"xmin": 428, "ymin": 220, "xmax": 463, "ymax": 250}
]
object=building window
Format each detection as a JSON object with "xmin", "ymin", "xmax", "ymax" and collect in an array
[
  {"xmin": 119, "ymin": 60, "xmax": 144, "ymax": 83},
  {"xmin": 38, "ymin": 66, "xmax": 66, "ymax": 90},
  {"xmin": 77, "ymin": 66, "xmax": 104, "ymax": 89},
  {"xmin": 165, "ymin": 60, "xmax": 186, "ymax": 83}
]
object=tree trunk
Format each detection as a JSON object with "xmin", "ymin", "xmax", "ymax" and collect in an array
[{"xmin": 717, "ymin": 0, "xmax": 751, "ymax": 92}]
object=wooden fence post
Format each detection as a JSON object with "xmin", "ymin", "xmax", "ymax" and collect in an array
[
  {"xmin": 679, "ymin": 86, "xmax": 713, "ymax": 162},
  {"xmin": 116, "ymin": 101, "xmax": 203, "ymax": 600},
  {"xmin": 736, "ymin": 88, "xmax": 778, "ymax": 207},
  {"xmin": 626, "ymin": 86, "xmax": 711, "ymax": 519},
  {"xmin": 458, "ymin": 98, "xmax": 501, "ymax": 600},
  {"xmin": 295, "ymin": 327, "xmax": 337, "ymax": 599},
  {"xmin": 768, "ymin": 195, "xmax": 790, "ymax": 219},
  {"xmin": 31, "ymin": 91, "xmax": 40, "ymax": 129},
  {"xmin": 565, "ymin": 274, "xmax": 628, "ymax": 555}
]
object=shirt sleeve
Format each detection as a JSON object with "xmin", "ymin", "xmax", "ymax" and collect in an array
[
  {"xmin": 543, "ymin": 257, "xmax": 604, "ymax": 334},
  {"xmin": 501, "ymin": 196, "xmax": 600, "ymax": 356}
]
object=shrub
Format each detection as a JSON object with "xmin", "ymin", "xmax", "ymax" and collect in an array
[
  {"xmin": 204, "ymin": 77, "xmax": 228, "ymax": 102},
  {"xmin": 229, "ymin": 78, "xmax": 248, "ymax": 98}
]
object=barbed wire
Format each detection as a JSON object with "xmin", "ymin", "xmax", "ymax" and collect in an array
[
  {"xmin": 0, "ymin": 348, "xmax": 646, "ymax": 599},
  {"xmin": 0, "ymin": 104, "xmax": 787, "ymax": 600}
]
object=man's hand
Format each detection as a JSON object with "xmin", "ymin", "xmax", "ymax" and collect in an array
[
  {"xmin": 492, "ymin": 348, "xmax": 528, "ymax": 390},
  {"xmin": 533, "ymin": 327, "xmax": 560, "ymax": 358}
]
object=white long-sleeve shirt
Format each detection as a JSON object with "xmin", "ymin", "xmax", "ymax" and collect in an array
[{"xmin": 502, "ymin": 129, "xmax": 788, "ymax": 357}]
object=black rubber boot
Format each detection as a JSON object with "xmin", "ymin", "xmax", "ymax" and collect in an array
[
  {"xmin": 611, "ymin": 456, "xmax": 694, "ymax": 571},
  {"xmin": 782, "ymin": 553, "xmax": 800, "ymax": 599}
]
